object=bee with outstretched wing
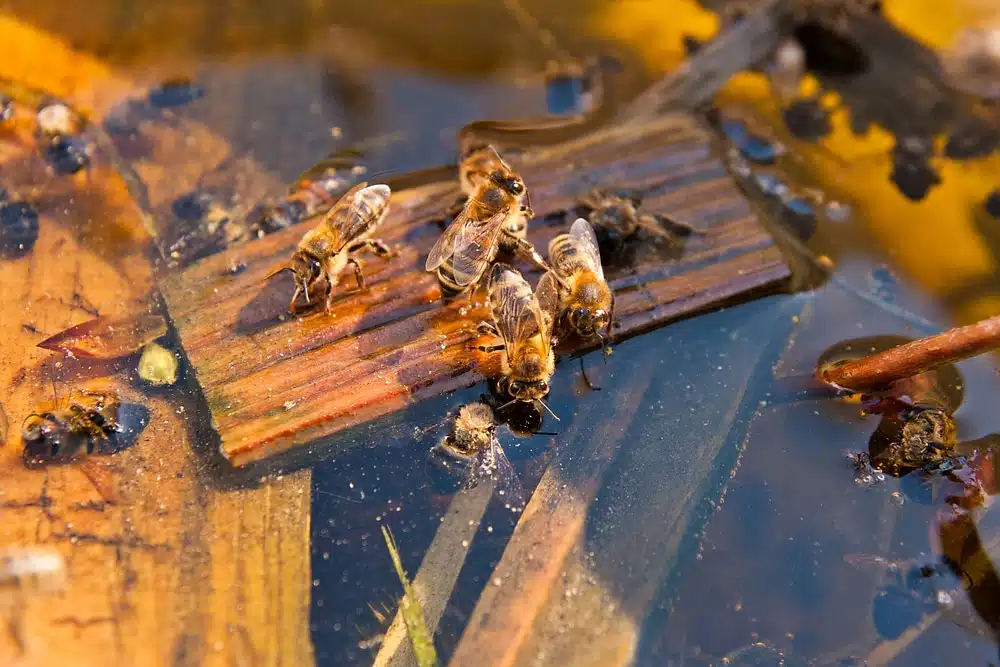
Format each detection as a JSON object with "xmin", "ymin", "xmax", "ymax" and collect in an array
[
  {"xmin": 425, "ymin": 145, "xmax": 551, "ymax": 297},
  {"xmin": 267, "ymin": 182, "xmax": 393, "ymax": 313}
]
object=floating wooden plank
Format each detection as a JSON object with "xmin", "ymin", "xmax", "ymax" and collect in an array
[{"xmin": 159, "ymin": 113, "xmax": 792, "ymax": 467}]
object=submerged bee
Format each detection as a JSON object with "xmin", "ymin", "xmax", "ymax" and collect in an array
[
  {"xmin": 21, "ymin": 388, "xmax": 124, "ymax": 467},
  {"xmin": 426, "ymin": 145, "xmax": 551, "ymax": 297},
  {"xmin": 268, "ymin": 182, "xmax": 393, "ymax": 313},
  {"xmin": 541, "ymin": 218, "xmax": 613, "ymax": 344},
  {"xmin": 428, "ymin": 402, "xmax": 524, "ymax": 509},
  {"xmin": 476, "ymin": 264, "xmax": 559, "ymax": 412}
]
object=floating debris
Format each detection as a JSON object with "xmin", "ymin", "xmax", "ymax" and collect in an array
[
  {"xmin": 37, "ymin": 313, "xmax": 167, "ymax": 359},
  {"xmin": 0, "ymin": 195, "xmax": 40, "ymax": 259},
  {"xmin": 0, "ymin": 97, "xmax": 11, "ymax": 122},
  {"xmin": 381, "ymin": 527, "xmax": 440, "ymax": 667},
  {"xmin": 718, "ymin": 115, "xmax": 785, "ymax": 165},
  {"xmin": 147, "ymin": 78, "xmax": 205, "ymax": 109},
  {"xmin": 941, "ymin": 25, "xmax": 1000, "ymax": 101},
  {"xmin": 36, "ymin": 102, "xmax": 90, "ymax": 175},
  {"xmin": 0, "ymin": 547, "xmax": 67, "ymax": 595},
  {"xmin": 984, "ymin": 189, "xmax": 1000, "ymax": 220},
  {"xmin": 890, "ymin": 136, "xmax": 941, "ymax": 202},
  {"xmin": 782, "ymin": 98, "xmax": 832, "ymax": 142},
  {"xmin": 137, "ymin": 342, "xmax": 179, "ymax": 386}
]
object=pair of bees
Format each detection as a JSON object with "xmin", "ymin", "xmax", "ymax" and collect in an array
[{"xmin": 273, "ymin": 147, "xmax": 614, "ymax": 408}]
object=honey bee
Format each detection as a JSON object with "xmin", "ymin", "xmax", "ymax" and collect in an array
[
  {"xmin": 542, "ymin": 218, "xmax": 614, "ymax": 346},
  {"xmin": 21, "ymin": 388, "xmax": 126, "ymax": 467},
  {"xmin": 425, "ymin": 146, "xmax": 552, "ymax": 297},
  {"xmin": 428, "ymin": 402, "xmax": 524, "ymax": 509},
  {"xmin": 475, "ymin": 264, "xmax": 559, "ymax": 413},
  {"xmin": 268, "ymin": 182, "xmax": 393, "ymax": 313}
]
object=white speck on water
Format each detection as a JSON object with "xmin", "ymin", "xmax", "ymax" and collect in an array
[
  {"xmin": 461, "ymin": 540, "xmax": 469, "ymax": 548},
  {"xmin": 284, "ymin": 401, "xmax": 297, "ymax": 410}
]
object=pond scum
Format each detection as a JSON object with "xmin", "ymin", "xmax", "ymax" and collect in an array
[{"xmin": 381, "ymin": 526, "xmax": 440, "ymax": 667}]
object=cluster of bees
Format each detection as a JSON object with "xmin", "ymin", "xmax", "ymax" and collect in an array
[{"xmin": 268, "ymin": 143, "xmax": 693, "ymax": 493}]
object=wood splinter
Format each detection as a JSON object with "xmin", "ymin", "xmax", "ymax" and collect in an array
[{"xmin": 820, "ymin": 314, "xmax": 1000, "ymax": 391}]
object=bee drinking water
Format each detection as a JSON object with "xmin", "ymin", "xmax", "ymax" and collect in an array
[
  {"xmin": 425, "ymin": 146, "xmax": 552, "ymax": 298},
  {"xmin": 268, "ymin": 182, "xmax": 393, "ymax": 313},
  {"xmin": 475, "ymin": 264, "xmax": 559, "ymax": 414},
  {"xmin": 428, "ymin": 402, "xmax": 524, "ymax": 509}
]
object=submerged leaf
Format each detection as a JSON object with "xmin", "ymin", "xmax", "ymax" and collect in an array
[
  {"xmin": 37, "ymin": 313, "xmax": 166, "ymax": 359},
  {"xmin": 381, "ymin": 526, "xmax": 439, "ymax": 667}
]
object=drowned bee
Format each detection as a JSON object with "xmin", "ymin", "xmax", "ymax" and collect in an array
[
  {"xmin": 428, "ymin": 402, "xmax": 524, "ymax": 510},
  {"xmin": 425, "ymin": 145, "xmax": 553, "ymax": 297},
  {"xmin": 268, "ymin": 182, "xmax": 393, "ymax": 313},
  {"xmin": 475, "ymin": 264, "xmax": 560, "ymax": 416},
  {"xmin": 21, "ymin": 387, "xmax": 126, "ymax": 467}
]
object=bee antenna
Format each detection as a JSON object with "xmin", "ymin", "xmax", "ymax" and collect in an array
[
  {"xmin": 536, "ymin": 398, "xmax": 561, "ymax": 421},
  {"xmin": 497, "ymin": 397, "xmax": 520, "ymax": 412},
  {"xmin": 263, "ymin": 265, "xmax": 293, "ymax": 283}
]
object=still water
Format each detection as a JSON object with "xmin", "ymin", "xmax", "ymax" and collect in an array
[{"xmin": 2, "ymin": 1, "xmax": 1000, "ymax": 666}]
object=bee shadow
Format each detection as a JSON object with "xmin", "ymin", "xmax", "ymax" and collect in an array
[{"xmin": 234, "ymin": 271, "xmax": 303, "ymax": 336}]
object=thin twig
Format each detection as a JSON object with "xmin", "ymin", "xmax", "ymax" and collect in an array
[{"xmin": 821, "ymin": 315, "xmax": 1000, "ymax": 391}]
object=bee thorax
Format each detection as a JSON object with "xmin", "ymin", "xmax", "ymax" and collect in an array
[{"xmin": 576, "ymin": 280, "xmax": 606, "ymax": 307}]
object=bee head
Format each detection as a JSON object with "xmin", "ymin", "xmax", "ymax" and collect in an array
[
  {"xmin": 503, "ymin": 378, "xmax": 550, "ymax": 402},
  {"xmin": 289, "ymin": 253, "xmax": 323, "ymax": 292},
  {"xmin": 568, "ymin": 307, "xmax": 609, "ymax": 338},
  {"xmin": 490, "ymin": 170, "xmax": 525, "ymax": 197},
  {"xmin": 21, "ymin": 413, "xmax": 75, "ymax": 466}
]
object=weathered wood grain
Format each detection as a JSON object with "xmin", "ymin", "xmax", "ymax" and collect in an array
[
  {"xmin": 159, "ymin": 113, "xmax": 792, "ymax": 467},
  {"xmin": 0, "ymin": 79, "xmax": 314, "ymax": 667}
]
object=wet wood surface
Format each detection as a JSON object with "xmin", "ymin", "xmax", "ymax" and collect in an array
[
  {"xmin": 159, "ymin": 113, "xmax": 791, "ymax": 467},
  {"xmin": 0, "ymin": 70, "xmax": 314, "ymax": 667}
]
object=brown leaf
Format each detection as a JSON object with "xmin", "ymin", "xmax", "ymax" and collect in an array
[{"xmin": 37, "ymin": 313, "xmax": 167, "ymax": 359}]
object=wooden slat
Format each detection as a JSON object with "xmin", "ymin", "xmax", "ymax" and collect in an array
[{"xmin": 159, "ymin": 113, "xmax": 792, "ymax": 466}]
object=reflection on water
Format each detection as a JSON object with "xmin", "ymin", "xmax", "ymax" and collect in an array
[{"xmin": 2, "ymin": 0, "xmax": 1000, "ymax": 665}]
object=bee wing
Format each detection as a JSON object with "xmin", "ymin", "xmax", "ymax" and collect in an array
[
  {"xmin": 322, "ymin": 182, "xmax": 391, "ymax": 251},
  {"xmin": 426, "ymin": 205, "xmax": 509, "ymax": 286},
  {"xmin": 569, "ymin": 217, "xmax": 605, "ymax": 281},
  {"xmin": 465, "ymin": 435, "xmax": 525, "ymax": 511},
  {"xmin": 535, "ymin": 271, "xmax": 560, "ymax": 333},
  {"xmin": 488, "ymin": 264, "xmax": 552, "ymax": 359}
]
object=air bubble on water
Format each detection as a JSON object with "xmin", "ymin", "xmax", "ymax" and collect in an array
[{"xmin": 890, "ymin": 491, "xmax": 904, "ymax": 506}]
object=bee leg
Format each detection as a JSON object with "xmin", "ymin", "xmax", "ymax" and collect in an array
[
  {"xmin": 349, "ymin": 238, "xmax": 394, "ymax": 258},
  {"xmin": 477, "ymin": 320, "xmax": 499, "ymax": 336},
  {"xmin": 579, "ymin": 356, "xmax": 601, "ymax": 391},
  {"xmin": 347, "ymin": 257, "xmax": 367, "ymax": 291},
  {"xmin": 508, "ymin": 235, "xmax": 556, "ymax": 276},
  {"xmin": 288, "ymin": 285, "xmax": 302, "ymax": 314}
]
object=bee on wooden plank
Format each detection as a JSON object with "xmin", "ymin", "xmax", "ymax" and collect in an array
[
  {"xmin": 425, "ymin": 146, "xmax": 552, "ymax": 297},
  {"xmin": 428, "ymin": 402, "xmax": 524, "ymax": 510},
  {"xmin": 268, "ymin": 182, "xmax": 393, "ymax": 313},
  {"xmin": 20, "ymin": 387, "xmax": 125, "ymax": 467},
  {"xmin": 475, "ymin": 264, "xmax": 559, "ymax": 415},
  {"xmin": 541, "ymin": 218, "xmax": 613, "ymax": 346}
]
